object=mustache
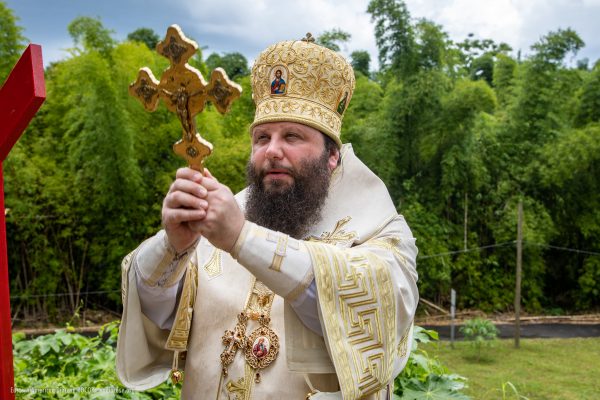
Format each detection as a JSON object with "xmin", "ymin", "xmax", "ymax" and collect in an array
[{"xmin": 257, "ymin": 162, "xmax": 295, "ymax": 178}]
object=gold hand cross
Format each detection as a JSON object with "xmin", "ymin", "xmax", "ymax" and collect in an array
[{"xmin": 129, "ymin": 25, "xmax": 242, "ymax": 171}]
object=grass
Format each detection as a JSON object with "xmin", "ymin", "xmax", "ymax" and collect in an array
[{"xmin": 421, "ymin": 337, "xmax": 600, "ymax": 400}]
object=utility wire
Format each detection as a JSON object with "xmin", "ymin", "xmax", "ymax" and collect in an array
[
  {"xmin": 10, "ymin": 290, "xmax": 120, "ymax": 300},
  {"xmin": 524, "ymin": 242, "xmax": 600, "ymax": 256},
  {"xmin": 419, "ymin": 241, "xmax": 515, "ymax": 260},
  {"xmin": 420, "ymin": 240, "xmax": 600, "ymax": 260}
]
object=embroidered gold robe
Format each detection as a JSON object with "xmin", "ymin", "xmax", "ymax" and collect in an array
[{"xmin": 116, "ymin": 144, "xmax": 419, "ymax": 399}]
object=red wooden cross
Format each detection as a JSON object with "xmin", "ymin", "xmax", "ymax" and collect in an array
[{"xmin": 0, "ymin": 44, "xmax": 46, "ymax": 400}]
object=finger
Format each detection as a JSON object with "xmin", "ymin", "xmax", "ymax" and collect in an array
[
  {"xmin": 204, "ymin": 168, "xmax": 215, "ymax": 179},
  {"xmin": 164, "ymin": 191, "xmax": 208, "ymax": 210},
  {"xmin": 170, "ymin": 179, "xmax": 208, "ymax": 199},
  {"xmin": 163, "ymin": 208, "xmax": 206, "ymax": 226},
  {"xmin": 175, "ymin": 167, "xmax": 203, "ymax": 183},
  {"xmin": 201, "ymin": 170, "xmax": 222, "ymax": 192}
]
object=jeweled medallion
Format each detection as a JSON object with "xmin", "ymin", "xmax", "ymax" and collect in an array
[{"xmin": 244, "ymin": 316, "xmax": 279, "ymax": 370}]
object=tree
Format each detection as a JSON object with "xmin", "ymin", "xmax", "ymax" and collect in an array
[
  {"xmin": 67, "ymin": 16, "xmax": 115, "ymax": 57},
  {"xmin": 0, "ymin": 0, "xmax": 27, "ymax": 81},
  {"xmin": 531, "ymin": 28, "xmax": 584, "ymax": 66},
  {"xmin": 575, "ymin": 65, "xmax": 600, "ymax": 126},
  {"xmin": 470, "ymin": 53, "xmax": 495, "ymax": 85},
  {"xmin": 205, "ymin": 52, "xmax": 249, "ymax": 80},
  {"xmin": 316, "ymin": 28, "xmax": 351, "ymax": 52},
  {"xmin": 350, "ymin": 50, "xmax": 371, "ymax": 77},
  {"xmin": 127, "ymin": 27, "xmax": 159, "ymax": 50},
  {"xmin": 456, "ymin": 34, "xmax": 512, "ymax": 64},
  {"xmin": 367, "ymin": 0, "xmax": 416, "ymax": 76},
  {"xmin": 454, "ymin": 34, "xmax": 512, "ymax": 82},
  {"xmin": 414, "ymin": 19, "xmax": 449, "ymax": 71},
  {"xmin": 493, "ymin": 53, "xmax": 517, "ymax": 106}
]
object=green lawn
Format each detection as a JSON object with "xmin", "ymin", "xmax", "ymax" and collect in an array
[{"xmin": 421, "ymin": 337, "xmax": 600, "ymax": 400}]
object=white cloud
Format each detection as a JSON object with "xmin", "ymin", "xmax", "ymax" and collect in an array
[
  {"xmin": 405, "ymin": 0, "xmax": 600, "ymax": 60},
  {"xmin": 8, "ymin": 0, "xmax": 599, "ymax": 70},
  {"xmin": 175, "ymin": 0, "xmax": 377, "ymax": 64}
]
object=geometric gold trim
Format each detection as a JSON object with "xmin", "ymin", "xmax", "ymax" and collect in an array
[
  {"xmin": 306, "ymin": 243, "xmax": 397, "ymax": 399},
  {"xmin": 165, "ymin": 261, "xmax": 199, "ymax": 352}
]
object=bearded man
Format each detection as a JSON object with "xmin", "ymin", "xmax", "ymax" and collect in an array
[{"xmin": 117, "ymin": 35, "xmax": 419, "ymax": 400}]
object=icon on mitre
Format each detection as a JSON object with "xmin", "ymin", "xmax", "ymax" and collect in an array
[{"xmin": 270, "ymin": 66, "xmax": 288, "ymax": 95}]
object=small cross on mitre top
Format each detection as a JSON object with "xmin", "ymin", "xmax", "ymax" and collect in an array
[
  {"xmin": 129, "ymin": 24, "xmax": 242, "ymax": 172},
  {"xmin": 301, "ymin": 32, "xmax": 315, "ymax": 43}
]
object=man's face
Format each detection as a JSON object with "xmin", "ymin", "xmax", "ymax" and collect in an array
[
  {"xmin": 275, "ymin": 70, "xmax": 282, "ymax": 79},
  {"xmin": 246, "ymin": 121, "xmax": 340, "ymax": 238},
  {"xmin": 250, "ymin": 121, "xmax": 338, "ymax": 192}
]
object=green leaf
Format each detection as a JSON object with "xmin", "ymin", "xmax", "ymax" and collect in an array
[{"xmin": 401, "ymin": 376, "xmax": 471, "ymax": 399}]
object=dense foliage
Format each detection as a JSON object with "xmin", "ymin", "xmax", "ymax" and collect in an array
[
  {"xmin": 12, "ymin": 322, "xmax": 180, "ymax": 399},
  {"xmin": 2, "ymin": 0, "xmax": 599, "ymax": 324},
  {"xmin": 394, "ymin": 327, "xmax": 469, "ymax": 399},
  {"xmin": 12, "ymin": 324, "xmax": 467, "ymax": 399}
]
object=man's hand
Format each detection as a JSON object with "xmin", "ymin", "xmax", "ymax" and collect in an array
[
  {"xmin": 189, "ymin": 169, "xmax": 245, "ymax": 252},
  {"xmin": 162, "ymin": 168, "xmax": 208, "ymax": 253}
]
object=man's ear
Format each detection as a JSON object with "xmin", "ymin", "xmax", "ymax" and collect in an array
[{"xmin": 328, "ymin": 147, "xmax": 340, "ymax": 172}]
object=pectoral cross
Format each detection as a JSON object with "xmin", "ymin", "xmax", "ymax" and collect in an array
[
  {"xmin": 220, "ymin": 312, "xmax": 248, "ymax": 375},
  {"xmin": 0, "ymin": 44, "xmax": 46, "ymax": 400},
  {"xmin": 129, "ymin": 25, "xmax": 242, "ymax": 171}
]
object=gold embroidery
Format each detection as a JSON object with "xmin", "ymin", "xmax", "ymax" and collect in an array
[
  {"xmin": 246, "ymin": 280, "xmax": 275, "ymax": 320},
  {"xmin": 270, "ymin": 234, "xmax": 288, "ymax": 272},
  {"xmin": 397, "ymin": 325, "xmax": 411, "ymax": 358},
  {"xmin": 308, "ymin": 216, "xmax": 357, "ymax": 247},
  {"xmin": 166, "ymin": 262, "xmax": 198, "ymax": 351},
  {"xmin": 225, "ymin": 363, "xmax": 255, "ymax": 400},
  {"xmin": 231, "ymin": 221, "xmax": 251, "ymax": 259},
  {"xmin": 164, "ymin": 261, "xmax": 199, "ymax": 384},
  {"xmin": 307, "ymin": 243, "xmax": 397, "ymax": 399},
  {"xmin": 120, "ymin": 250, "xmax": 136, "ymax": 303},
  {"xmin": 147, "ymin": 246, "xmax": 175, "ymax": 286},
  {"xmin": 204, "ymin": 248, "xmax": 222, "ymax": 279},
  {"xmin": 366, "ymin": 237, "xmax": 408, "ymax": 268}
]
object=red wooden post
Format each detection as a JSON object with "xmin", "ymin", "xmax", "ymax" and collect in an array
[{"xmin": 0, "ymin": 44, "xmax": 46, "ymax": 399}]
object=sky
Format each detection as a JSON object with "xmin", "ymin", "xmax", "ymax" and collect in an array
[{"xmin": 5, "ymin": 0, "xmax": 600, "ymax": 69}]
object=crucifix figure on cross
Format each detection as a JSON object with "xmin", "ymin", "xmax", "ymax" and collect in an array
[{"xmin": 129, "ymin": 25, "xmax": 242, "ymax": 171}]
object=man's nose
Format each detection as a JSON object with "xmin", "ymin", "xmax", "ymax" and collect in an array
[{"xmin": 265, "ymin": 138, "xmax": 284, "ymax": 160}]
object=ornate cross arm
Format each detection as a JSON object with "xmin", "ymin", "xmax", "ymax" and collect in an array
[{"xmin": 129, "ymin": 25, "xmax": 242, "ymax": 171}]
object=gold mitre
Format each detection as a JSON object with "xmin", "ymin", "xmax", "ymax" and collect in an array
[{"xmin": 250, "ymin": 33, "xmax": 356, "ymax": 147}]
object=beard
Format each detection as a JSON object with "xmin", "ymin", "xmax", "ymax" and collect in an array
[{"xmin": 245, "ymin": 150, "xmax": 332, "ymax": 239}]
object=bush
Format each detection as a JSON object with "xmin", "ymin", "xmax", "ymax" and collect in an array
[
  {"xmin": 459, "ymin": 318, "xmax": 499, "ymax": 361},
  {"xmin": 13, "ymin": 321, "xmax": 180, "ymax": 399},
  {"xmin": 394, "ymin": 326, "xmax": 470, "ymax": 399}
]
